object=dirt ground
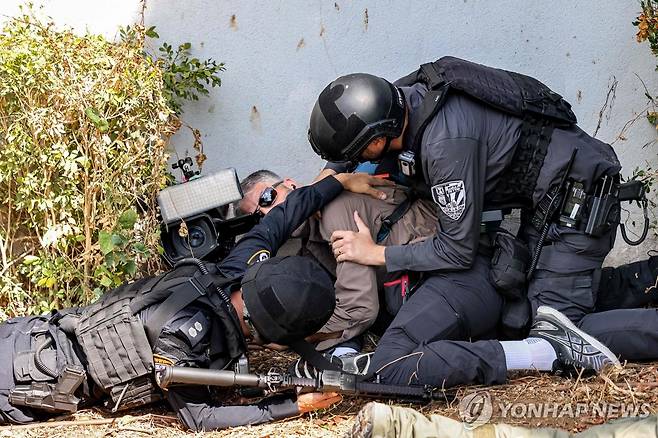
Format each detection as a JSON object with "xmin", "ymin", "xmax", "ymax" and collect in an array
[{"xmin": 2, "ymin": 345, "xmax": 657, "ymax": 438}]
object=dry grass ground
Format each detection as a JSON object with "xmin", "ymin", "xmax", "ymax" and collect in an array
[{"xmin": 1, "ymin": 346, "xmax": 657, "ymax": 438}]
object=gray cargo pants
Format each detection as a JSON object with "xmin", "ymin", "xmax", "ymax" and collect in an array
[
  {"xmin": 304, "ymin": 186, "xmax": 437, "ymax": 351},
  {"xmin": 524, "ymin": 222, "xmax": 658, "ymax": 361},
  {"xmin": 372, "ymin": 219, "xmax": 658, "ymax": 389},
  {"xmin": 371, "ymin": 254, "xmax": 508, "ymax": 388}
]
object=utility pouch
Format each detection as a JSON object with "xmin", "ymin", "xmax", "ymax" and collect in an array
[
  {"xmin": 9, "ymin": 365, "xmax": 85, "ymax": 414},
  {"xmin": 584, "ymin": 175, "xmax": 620, "ymax": 237},
  {"xmin": 106, "ymin": 375, "xmax": 163, "ymax": 412},
  {"xmin": 75, "ymin": 283, "xmax": 155, "ymax": 391},
  {"xmin": 500, "ymin": 298, "xmax": 531, "ymax": 340},
  {"xmin": 489, "ymin": 230, "xmax": 530, "ymax": 299},
  {"xmin": 13, "ymin": 334, "xmax": 58, "ymax": 383},
  {"xmin": 382, "ymin": 271, "xmax": 423, "ymax": 316}
]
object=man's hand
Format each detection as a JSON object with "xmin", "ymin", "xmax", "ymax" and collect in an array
[
  {"xmin": 333, "ymin": 173, "xmax": 393, "ymax": 200},
  {"xmin": 263, "ymin": 342, "xmax": 289, "ymax": 352},
  {"xmin": 330, "ymin": 211, "xmax": 386, "ymax": 266},
  {"xmin": 297, "ymin": 392, "xmax": 342, "ymax": 414},
  {"xmin": 312, "ymin": 168, "xmax": 337, "ymax": 183}
]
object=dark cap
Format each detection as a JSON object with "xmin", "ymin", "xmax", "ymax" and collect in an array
[{"xmin": 240, "ymin": 256, "xmax": 336, "ymax": 345}]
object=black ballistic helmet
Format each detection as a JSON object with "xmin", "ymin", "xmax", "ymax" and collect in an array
[
  {"xmin": 308, "ymin": 73, "xmax": 406, "ymax": 163},
  {"xmin": 240, "ymin": 256, "xmax": 335, "ymax": 345}
]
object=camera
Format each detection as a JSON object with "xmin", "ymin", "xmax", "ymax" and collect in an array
[
  {"xmin": 157, "ymin": 168, "xmax": 258, "ymax": 266},
  {"xmin": 398, "ymin": 151, "xmax": 416, "ymax": 177}
]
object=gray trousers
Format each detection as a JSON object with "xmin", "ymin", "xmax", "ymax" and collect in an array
[
  {"xmin": 372, "ymin": 220, "xmax": 658, "ymax": 388},
  {"xmin": 524, "ymin": 222, "xmax": 658, "ymax": 361},
  {"xmin": 371, "ymin": 255, "xmax": 508, "ymax": 387}
]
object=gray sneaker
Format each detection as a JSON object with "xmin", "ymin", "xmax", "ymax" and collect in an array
[
  {"xmin": 337, "ymin": 351, "xmax": 373, "ymax": 375},
  {"xmin": 530, "ymin": 306, "xmax": 621, "ymax": 373}
]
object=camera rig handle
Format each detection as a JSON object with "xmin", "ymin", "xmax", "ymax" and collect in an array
[{"xmin": 172, "ymin": 157, "xmax": 200, "ymax": 181}]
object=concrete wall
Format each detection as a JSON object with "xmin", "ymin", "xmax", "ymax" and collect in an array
[{"xmin": 2, "ymin": 0, "xmax": 657, "ymax": 260}]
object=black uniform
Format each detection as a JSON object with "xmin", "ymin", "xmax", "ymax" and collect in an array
[
  {"xmin": 0, "ymin": 176, "xmax": 344, "ymax": 430},
  {"xmin": 334, "ymin": 80, "xmax": 658, "ymax": 389}
]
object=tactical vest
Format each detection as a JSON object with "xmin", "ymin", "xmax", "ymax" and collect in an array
[
  {"xmin": 395, "ymin": 56, "xmax": 578, "ymax": 209},
  {"xmin": 60, "ymin": 260, "xmax": 246, "ymax": 412}
]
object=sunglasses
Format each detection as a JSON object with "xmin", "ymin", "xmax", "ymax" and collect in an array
[{"xmin": 253, "ymin": 181, "xmax": 284, "ymax": 216}]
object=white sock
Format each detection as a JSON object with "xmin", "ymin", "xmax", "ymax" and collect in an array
[
  {"xmin": 331, "ymin": 347, "xmax": 358, "ymax": 358},
  {"xmin": 500, "ymin": 338, "xmax": 557, "ymax": 371}
]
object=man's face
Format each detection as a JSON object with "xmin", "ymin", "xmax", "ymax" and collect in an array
[
  {"xmin": 239, "ymin": 179, "xmax": 296, "ymax": 216},
  {"xmin": 360, "ymin": 137, "xmax": 387, "ymax": 161},
  {"xmin": 359, "ymin": 109, "xmax": 407, "ymax": 162},
  {"xmin": 231, "ymin": 289, "xmax": 264, "ymax": 344}
]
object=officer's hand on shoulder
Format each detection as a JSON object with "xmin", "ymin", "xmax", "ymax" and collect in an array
[
  {"xmin": 313, "ymin": 168, "xmax": 337, "ymax": 183},
  {"xmin": 297, "ymin": 392, "xmax": 342, "ymax": 414},
  {"xmin": 333, "ymin": 173, "xmax": 393, "ymax": 201}
]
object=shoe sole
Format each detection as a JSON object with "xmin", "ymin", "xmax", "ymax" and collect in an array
[{"xmin": 536, "ymin": 305, "xmax": 621, "ymax": 369}]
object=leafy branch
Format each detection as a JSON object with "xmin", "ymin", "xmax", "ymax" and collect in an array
[{"xmin": 121, "ymin": 25, "xmax": 225, "ymax": 115}]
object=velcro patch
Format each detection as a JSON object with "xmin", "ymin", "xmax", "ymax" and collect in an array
[
  {"xmin": 178, "ymin": 311, "xmax": 210, "ymax": 348},
  {"xmin": 431, "ymin": 180, "xmax": 466, "ymax": 220}
]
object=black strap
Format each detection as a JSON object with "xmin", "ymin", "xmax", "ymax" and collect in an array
[
  {"xmin": 407, "ymin": 87, "xmax": 449, "ymax": 154},
  {"xmin": 144, "ymin": 275, "xmax": 216, "ymax": 347},
  {"xmin": 289, "ymin": 339, "xmax": 341, "ymax": 372},
  {"xmin": 418, "ymin": 62, "xmax": 444, "ymax": 88},
  {"xmin": 129, "ymin": 277, "xmax": 189, "ymax": 314},
  {"xmin": 376, "ymin": 193, "xmax": 416, "ymax": 244}
]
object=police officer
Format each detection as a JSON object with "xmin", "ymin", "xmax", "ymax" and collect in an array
[
  {"xmin": 0, "ymin": 172, "xmax": 387, "ymax": 430},
  {"xmin": 307, "ymin": 57, "xmax": 658, "ymax": 388}
]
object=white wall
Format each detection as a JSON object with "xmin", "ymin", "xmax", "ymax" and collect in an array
[{"xmin": 2, "ymin": 0, "xmax": 657, "ymax": 260}]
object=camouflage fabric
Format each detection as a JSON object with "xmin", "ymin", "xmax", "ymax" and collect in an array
[{"xmin": 349, "ymin": 402, "xmax": 658, "ymax": 438}]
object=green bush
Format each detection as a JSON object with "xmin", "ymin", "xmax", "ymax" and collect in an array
[
  {"xmin": 632, "ymin": 3, "xmax": 658, "ymax": 234},
  {"xmin": 0, "ymin": 12, "xmax": 178, "ymax": 317}
]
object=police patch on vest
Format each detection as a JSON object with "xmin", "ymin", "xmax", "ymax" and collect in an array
[{"xmin": 432, "ymin": 180, "xmax": 466, "ymax": 220}]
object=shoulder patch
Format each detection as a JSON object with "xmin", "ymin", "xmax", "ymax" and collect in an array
[
  {"xmin": 431, "ymin": 180, "xmax": 466, "ymax": 220},
  {"xmin": 153, "ymin": 354, "xmax": 174, "ymax": 366},
  {"xmin": 178, "ymin": 311, "xmax": 210, "ymax": 348},
  {"xmin": 247, "ymin": 249, "xmax": 270, "ymax": 265}
]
